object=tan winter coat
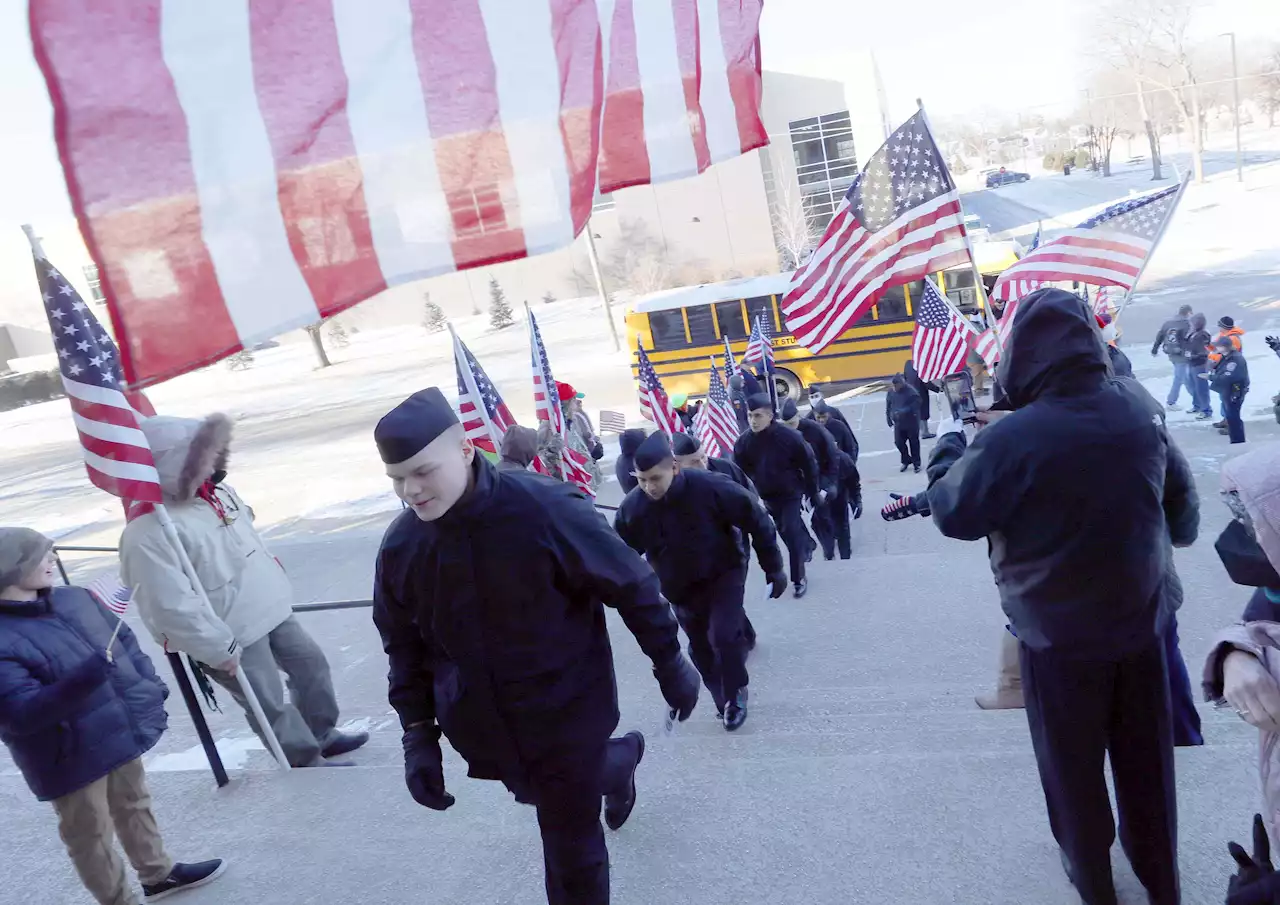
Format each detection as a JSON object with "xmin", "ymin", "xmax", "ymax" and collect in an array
[{"xmin": 119, "ymin": 414, "xmax": 294, "ymax": 667}]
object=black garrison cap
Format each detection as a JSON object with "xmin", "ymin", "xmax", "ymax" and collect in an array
[
  {"xmin": 374, "ymin": 388, "xmax": 460, "ymax": 465},
  {"xmin": 746, "ymin": 393, "xmax": 773, "ymax": 413},
  {"xmin": 671, "ymin": 432, "xmax": 700, "ymax": 456},
  {"xmin": 633, "ymin": 431, "xmax": 675, "ymax": 471}
]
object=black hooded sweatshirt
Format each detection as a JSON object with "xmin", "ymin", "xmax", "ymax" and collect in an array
[
  {"xmin": 925, "ymin": 289, "xmax": 1198, "ymax": 658},
  {"xmin": 615, "ymin": 429, "xmax": 648, "ymax": 492}
]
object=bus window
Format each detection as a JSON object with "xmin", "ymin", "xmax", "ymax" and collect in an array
[
  {"xmin": 945, "ymin": 269, "xmax": 977, "ymax": 308},
  {"xmin": 878, "ymin": 286, "xmax": 910, "ymax": 322},
  {"xmin": 715, "ymin": 300, "xmax": 749, "ymax": 338},
  {"xmin": 685, "ymin": 305, "xmax": 717, "ymax": 345},
  {"xmin": 746, "ymin": 297, "xmax": 774, "ymax": 334},
  {"xmin": 648, "ymin": 309, "xmax": 688, "ymax": 350}
]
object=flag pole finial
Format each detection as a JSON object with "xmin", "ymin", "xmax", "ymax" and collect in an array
[{"xmin": 21, "ymin": 224, "xmax": 47, "ymax": 261}]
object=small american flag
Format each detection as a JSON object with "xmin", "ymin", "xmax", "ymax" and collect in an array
[
  {"xmin": 993, "ymin": 183, "xmax": 1184, "ymax": 304},
  {"xmin": 450, "ymin": 326, "xmax": 514, "ymax": 455},
  {"xmin": 781, "ymin": 110, "xmax": 971, "ymax": 353},
  {"xmin": 87, "ymin": 572, "xmax": 132, "ymax": 615},
  {"xmin": 697, "ymin": 361, "xmax": 740, "ymax": 458},
  {"xmin": 528, "ymin": 308, "xmax": 595, "ymax": 495},
  {"xmin": 1091, "ymin": 285, "xmax": 1116, "ymax": 318},
  {"xmin": 636, "ymin": 343, "xmax": 685, "ymax": 437},
  {"xmin": 742, "ymin": 314, "xmax": 774, "ymax": 371},
  {"xmin": 30, "ymin": 231, "xmax": 162, "ymax": 505},
  {"xmin": 599, "ymin": 410, "xmax": 627, "ymax": 434},
  {"xmin": 912, "ymin": 278, "xmax": 976, "ymax": 383},
  {"xmin": 722, "ymin": 336, "xmax": 738, "ymax": 380}
]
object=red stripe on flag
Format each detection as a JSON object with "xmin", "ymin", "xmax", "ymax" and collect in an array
[
  {"xmin": 550, "ymin": 0, "xmax": 604, "ymax": 232},
  {"xmin": 77, "ymin": 432, "xmax": 158, "ymax": 467},
  {"xmin": 68, "ymin": 396, "xmax": 145, "ymax": 430},
  {"xmin": 85, "ymin": 465, "xmax": 162, "ymax": 505},
  {"xmin": 408, "ymin": 0, "xmax": 527, "ymax": 271},
  {"xmin": 247, "ymin": 0, "xmax": 387, "ymax": 316},
  {"xmin": 785, "ymin": 207, "xmax": 860, "ymax": 305},
  {"xmin": 598, "ymin": 0, "xmax": 650, "ymax": 192},
  {"xmin": 1004, "ymin": 251, "xmax": 1141, "ymax": 278},
  {"xmin": 30, "ymin": 0, "xmax": 243, "ymax": 388},
  {"xmin": 1053, "ymin": 234, "xmax": 1149, "ymax": 257},
  {"xmin": 716, "ymin": 0, "xmax": 767, "ymax": 154},
  {"xmin": 672, "ymin": 0, "xmax": 711, "ymax": 174}
]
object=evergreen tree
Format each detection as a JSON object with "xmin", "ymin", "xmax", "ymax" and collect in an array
[
  {"xmin": 423, "ymin": 294, "xmax": 447, "ymax": 333},
  {"xmin": 488, "ymin": 277, "xmax": 514, "ymax": 330}
]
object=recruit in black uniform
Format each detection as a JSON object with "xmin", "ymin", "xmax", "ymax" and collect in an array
[
  {"xmin": 616, "ymin": 433, "xmax": 786, "ymax": 730},
  {"xmin": 781, "ymin": 398, "xmax": 847, "ymax": 561},
  {"xmin": 370, "ymin": 388, "xmax": 701, "ymax": 905}
]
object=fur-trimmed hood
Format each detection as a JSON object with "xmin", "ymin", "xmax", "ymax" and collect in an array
[{"xmin": 138, "ymin": 414, "xmax": 232, "ymax": 502}]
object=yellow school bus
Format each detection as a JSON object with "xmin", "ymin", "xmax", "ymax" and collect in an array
[{"xmin": 627, "ymin": 241, "xmax": 1019, "ymax": 402}]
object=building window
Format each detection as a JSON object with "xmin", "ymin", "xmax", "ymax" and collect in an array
[
  {"xmin": 592, "ymin": 192, "xmax": 616, "ymax": 213},
  {"xmin": 82, "ymin": 264, "xmax": 105, "ymax": 303},
  {"xmin": 788, "ymin": 110, "xmax": 857, "ymax": 234}
]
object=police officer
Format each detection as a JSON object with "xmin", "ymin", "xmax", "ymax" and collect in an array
[
  {"xmin": 371, "ymin": 388, "xmax": 701, "ymax": 905},
  {"xmin": 780, "ymin": 398, "xmax": 845, "ymax": 562},
  {"xmin": 1209, "ymin": 335, "xmax": 1250, "ymax": 444},
  {"xmin": 616, "ymin": 433, "xmax": 787, "ymax": 730},
  {"xmin": 810, "ymin": 399, "xmax": 863, "ymax": 528},
  {"xmin": 733, "ymin": 394, "xmax": 820, "ymax": 598},
  {"xmin": 907, "ymin": 290, "xmax": 1197, "ymax": 905},
  {"xmin": 672, "ymin": 432, "xmax": 759, "ymax": 648},
  {"xmin": 885, "ymin": 374, "xmax": 922, "ymax": 472}
]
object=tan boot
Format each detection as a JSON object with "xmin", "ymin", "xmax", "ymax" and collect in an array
[{"xmin": 975, "ymin": 629, "xmax": 1025, "ymax": 710}]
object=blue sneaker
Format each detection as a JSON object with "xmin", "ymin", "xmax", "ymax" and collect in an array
[{"xmin": 143, "ymin": 860, "xmax": 227, "ymax": 900}]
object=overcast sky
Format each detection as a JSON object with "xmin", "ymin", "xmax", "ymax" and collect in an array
[{"xmin": 1, "ymin": 0, "xmax": 1276, "ymax": 228}]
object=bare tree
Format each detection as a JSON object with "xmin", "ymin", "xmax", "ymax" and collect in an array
[
  {"xmin": 305, "ymin": 324, "xmax": 332, "ymax": 368},
  {"xmin": 1143, "ymin": 0, "xmax": 1207, "ymax": 182},
  {"xmin": 764, "ymin": 149, "xmax": 819, "ymax": 270},
  {"xmin": 601, "ymin": 219, "xmax": 676, "ymax": 296},
  {"xmin": 1258, "ymin": 46, "xmax": 1280, "ymax": 128},
  {"xmin": 1091, "ymin": 0, "xmax": 1165, "ymax": 179}
]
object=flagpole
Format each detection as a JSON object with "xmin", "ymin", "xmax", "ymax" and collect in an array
[
  {"xmin": 1113, "ymin": 172, "xmax": 1192, "ymax": 324},
  {"xmin": 915, "ymin": 100, "xmax": 1006, "ymax": 360}
]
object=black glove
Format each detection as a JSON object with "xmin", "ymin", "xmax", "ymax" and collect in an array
[
  {"xmin": 402, "ymin": 724, "xmax": 455, "ymax": 811},
  {"xmin": 653, "ymin": 654, "xmax": 699, "ymax": 721},
  {"xmin": 881, "ymin": 492, "xmax": 929, "ymax": 521},
  {"xmin": 1228, "ymin": 814, "xmax": 1279, "ymax": 904},
  {"xmin": 590, "ymin": 439, "xmax": 605, "ymax": 461},
  {"xmin": 1266, "ymin": 335, "xmax": 1280, "ymax": 354},
  {"xmin": 852, "ymin": 496, "xmax": 863, "ymax": 520},
  {"xmin": 766, "ymin": 572, "xmax": 788, "ymax": 599}
]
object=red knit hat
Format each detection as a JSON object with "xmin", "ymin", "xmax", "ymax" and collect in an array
[{"xmin": 556, "ymin": 382, "xmax": 577, "ymax": 402}]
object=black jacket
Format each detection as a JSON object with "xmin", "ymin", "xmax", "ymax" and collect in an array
[
  {"xmin": 615, "ymin": 429, "xmax": 648, "ymax": 493},
  {"xmin": 707, "ymin": 456, "xmax": 757, "ymax": 495},
  {"xmin": 1108, "ymin": 345, "xmax": 1134, "ymax": 378},
  {"xmin": 795, "ymin": 419, "xmax": 840, "ymax": 495},
  {"xmin": 1184, "ymin": 328, "xmax": 1211, "ymax": 366},
  {"xmin": 904, "ymin": 360, "xmax": 934, "ymax": 397},
  {"xmin": 818, "ymin": 415, "xmax": 859, "ymax": 463},
  {"xmin": 1210, "ymin": 349, "xmax": 1250, "ymax": 396},
  {"xmin": 733, "ymin": 421, "xmax": 819, "ymax": 503},
  {"xmin": 615, "ymin": 470, "xmax": 784, "ymax": 600},
  {"xmin": 886, "ymin": 385, "xmax": 921, "ymax": 427},
  {"xmin": 1152, "ymin": 315, "xmax": 1191, "ymax": 361},
  {"xmin": 373, "ymin": 458, "xmax": 681, "ymax": 798},
  {"xmin": 926, "ymin": 289, "xmax": 1199, "ymax": 658}
]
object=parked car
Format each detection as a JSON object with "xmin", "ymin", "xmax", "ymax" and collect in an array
[{"xmin": 985, "ymin": 169, "xmax": 1031, "ymax": 188}]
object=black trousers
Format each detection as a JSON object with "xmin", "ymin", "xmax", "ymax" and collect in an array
[
  {"xmin": 1020, "ymin": 640, "xmax": 1179, "ymax": 905},
  {"xmin": 670, "ymin": 568, "xmax": 749, "ymax": 712},
  {"xmin": 528, "ymin": 733, "xmax": 642, "ymax": 905},
  {"xmin": 893, "ymin": 421, "xmax": 921, "ymax": 467},
  {"xmin": 1223, "ymin": 388, "xmax": 1247, "ymax": 444},
  {"xmin": 812, "ymin": 489, "xmax": 851, "ymax": 559},
  {"xmin": 764, "ymin": 496, "xmax": 810, "ymax": 584},
  {"xmin": 842, "ymin": 464, "xmax": 862, "ymax": 518},
  {"xmin": 918, "ymin": 388, "xmax": 931, "ymax": 424}
]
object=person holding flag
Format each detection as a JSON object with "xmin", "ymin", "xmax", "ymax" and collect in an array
[
  {"xmin": 372, "ymin": 388, "xmax": 699, "ymax": 905},
  {"xmin": 616, "ymin": 433, "xmax": 787, "ymax": 730},
  {"xmin": 529, "ymin": 310, "xmax": 598, "ymax": 494},
  {"xmin": 0, "ymin": 528, "xmax": 227, "ymax": 905},
  {"xmin": 734, "ymin": 395, "xmax": 821, "ymax": 598}
]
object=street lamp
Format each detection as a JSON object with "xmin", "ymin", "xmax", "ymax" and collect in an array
[{"xmin": 1222, "ymin": 32, "xmax": 1243, "ymax": 183}]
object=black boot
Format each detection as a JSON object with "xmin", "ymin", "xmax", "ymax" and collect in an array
[
  {"xmin": 604, "ymin": 731, "xmax": 645, "ymax": 831},
  {"xmin": 724, "ymin": 689, "xmax": 748, "ymax": 731}
]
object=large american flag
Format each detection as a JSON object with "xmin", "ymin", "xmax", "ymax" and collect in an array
[
  {"xmin": 742, "ymin": 314, "xmax": 774, "ymax": 370},
  {"xmin": 695, "ymin": 360, "xmax": 740, "ymax": 458},
  {"xmin": 636, "ymin": 343, "xmax": 685, "ymax": 437},
  {"xmin": 31, "ymin": 236, "xmax": 162, "ymax": 505},
  {"xmin": 781, "ymin": 111, "xmax": 971, "ymax": 353},
  {"xmin": 528, "ymin": 308, "xmax": 595, "ymax": 495},
  {"xmin": 991, "ymin": 184, "xmax": 1183, "ymax": 303},
  {"xmin": 450, "ymin": 326, "xmax": 514, "ymax": 456},
  {"xmin": 912, "ymin": 277, "xmax": 976, "ymax": 382},
  {"xmin": 30, "ymin": 1, "xmax": 766, "ymax": 388}
]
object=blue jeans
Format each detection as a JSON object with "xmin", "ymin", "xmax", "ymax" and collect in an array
[
  {"xmin": 1166, "ymin": 361, "xmax": 1192, "ymax": 405},
  {"xmin": 1190, "ymin": 362, "xmax": 1211, "ymax": 414}
]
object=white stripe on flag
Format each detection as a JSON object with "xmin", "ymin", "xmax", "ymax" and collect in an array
[
  {"xmin": 478, "ymin": 0, "xmax": 574, "ymax": 256},
  {"xmin": 61, "ymin": 377, "xmax": 136, "ymax": 410},
  {"xmin": 71, "ymin": 413, "xmax": 151, "ymax": 449},
  {"xmin": 633, "ymin": 1, "xmax": 698, "ymax": 182},
  {"xmin": 82, "ymin": 447, "xmax": 162, "ymax": 484},
  {"xmin": 332, "ymin": 0, "xmax": 456, "ymax": 281},
  {"xmin": 695, "ymin": 0, "xmax": 739, "ymax": 163},
  {"xmin": 160, "ymin": 0, "xmax": 319, "ymax": 346}
]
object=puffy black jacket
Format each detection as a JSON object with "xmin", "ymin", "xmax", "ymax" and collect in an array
[
  {"xmin": 1108, "ymin": 345, "xmax": 1134, "ymax": 378},
  {"xmin": 373, "ymin": 458, "xmax": 681, "ymax": 800},
  {"xmin": 0, "ymin": 588, "xmax": 168, "ymax": 801},
  {"xmin": 733, "ymin": 421, "xmax": 819, "ymax": 503},
  {"xmin": 615, "ymin": 429, "xmax": 648, "ymax": 493},
  {"xmin": 1184, "ymin": 327, "xmax": 1212, "ymax": 366},
  {"xmin": 1151, "ymin": 315, "xmax": 1191, "ymax": 361},
  {"xmin": 615, "ymin": 470, "xmax": 784, "ymax": 600},
  {"xmin": 1210, "ymin": 349, "xmax": 1250, "ymax": 395},
  {"xmin": 926, "ymin": 289, "xmax": 1199, "ymax": 658},
  {"xmin": 795, "ymin": 420, "xmax": 840, "ymax": 495},
  {"xmin": 886, "ymin": 385, "xmax": 921, "ymax": 426}
]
